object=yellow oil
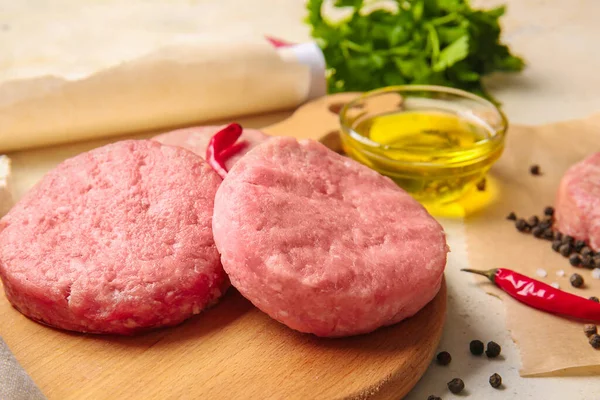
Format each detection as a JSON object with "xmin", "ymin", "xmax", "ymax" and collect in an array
[{"xmin": 341, "ymin": 110, "xmax": 503, "ymax": 205}]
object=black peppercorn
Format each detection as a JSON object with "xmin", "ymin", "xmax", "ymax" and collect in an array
[
  {"xmin": 436, "ymin": 351, "xmax": 451, "ymax": 366},
  {"xmin": 469, "ymin": 339, "xmax": 484, "ymax": 355},
  {"xmin": 527, "ymin": 216, "xmax": 539, "ymax": 227},
  {"xmin": 447, "ymin": 378, "xmax": 465, "ymax": 394},
  {"xmin": 569, "ymin": 254, "xmax": 581, "ymax": 267},
  {"xmin": 486, "ymin": 341, "xmax": 502, "ymax": 358},
  {"xmin": 570, "ymin": 273, "xmax": 584, "ymax": 288},
  {"xmin": 539, "ymin": 220, "xmax": 551, "ymax": 230},
  {"xmin": 559, "ymin": 243, "xmax": 573, "ymax": 257},
  {"xmin": 552, "ymin": 240, "xmax": 562, "ymax": 252},
  {"xmin": 532, "ymin": 226, "xmax": 544, "ymax": 238},
  {"xmin": 544, "ymin": 206, "xmax": 555, "ymax": 217},
  {"xmin": 506, "ymin": 212, "xmax": 517, "ymax": 221},
  {"xmin": 554, "ymin": 231, "xmax": 563, "ymax": 241},
  {"xmin": 585, "ymin": 324, "xmax": 598, "ymax": 337},
  {"xmin": 489, "ymin": 373, "xmax": 502, "ymax": 389},
  {"xmin": 516, "ymin": 219, "xmax": 529, "ymax": 232},
  {"xmin": 562, "ymin": 235, "xmax": 575, "ymax": 245},
  {"xmin": 593, "ymin": 255, "xmax": 600, "ymax": 267},
  {"xmin": 575, "ymin": 240, "xmax": 586, "ymax": 252},
  {"xmin": 543, "ymin": 228, "xmax": 554, "ymax": 240},
  {"xmin": 427, "ymin": 396, "xmax": 441, "ymax": 400},
  {"xmin": 589, "ymin": 297, "xmax": 599, "ymax": 303},
  {"xmin": 530, "ymin": 164, "xmax": 541, "ymax": 175},
  {"xmin": 581, "ymin": 247, "xmax": 594, "ymax": 257},
  {"xmin": 589, "ymin": 334, "xmax": 600, "ymax": 349},
  {"xmin": 582, "ymin": 255, "xmax": 594, "ymax": 269}
]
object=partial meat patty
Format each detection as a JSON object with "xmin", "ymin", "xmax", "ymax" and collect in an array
[
  {"xmin": 0, "ymin": 140, "xmax": 227, "ymax": 334},
  {"xmin": 153, "ymin": 125, "xmax": 268, "ymax": 169},
  {"xmin": 555, "ymin": 152, "xmax": 600, "ymax": 250},
  {"xmin": 212, "ymin": 137, "xmax": 448, "ymax": 337}
]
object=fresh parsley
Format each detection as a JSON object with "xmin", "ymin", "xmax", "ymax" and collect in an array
[{"xmin": 306, "ymin": 0, "xmax": 524, "ymax": 101}]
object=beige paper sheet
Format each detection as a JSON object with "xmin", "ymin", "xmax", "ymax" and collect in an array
[
  {"xmin": 466, "ymin": 114, "xmax": 600, "ymax": 376},
  {"xmin": 0, "ymin": 39, "xmax": 309, "ymax": 153}
]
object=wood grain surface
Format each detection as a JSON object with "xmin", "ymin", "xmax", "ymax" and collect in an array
[{"xmin": 1, "ymin": 93, "xmax": 447, "ymax": 399}]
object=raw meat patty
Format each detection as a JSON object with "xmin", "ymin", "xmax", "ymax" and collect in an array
[
  {"xmin": 153, "ymin": 125, "xmax": 268, "ymax": 169},
  {"xmin": 212, "ymin": 137, "xmax": 448, "ymax": 337},
  {"xmin": 555, "ymin": 152, "xmax": 600, "ymax": 250},
  {"xmin": 0, "ymin": 140, "xmax": 227, "ymax": 334}
]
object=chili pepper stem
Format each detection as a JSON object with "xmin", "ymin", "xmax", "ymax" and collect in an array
[{"xmin": 461, "ymin": 268, "xmax": 498, "ymax": 283}]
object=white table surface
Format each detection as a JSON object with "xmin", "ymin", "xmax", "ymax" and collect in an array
[{"xmin": 4, "ymin": 1, "xmax": 600, "ymax": 399}]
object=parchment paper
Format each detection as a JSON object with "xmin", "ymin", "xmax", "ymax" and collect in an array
[
  {"xmin": 466, "ymin": 114, "xmax": 600, "ymax": 376},
  {"xmin": 0, "ymin": 39, "xmax": 310, "ymax": 153}
]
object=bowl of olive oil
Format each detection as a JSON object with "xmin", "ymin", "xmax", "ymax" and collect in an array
[{"xmin": 339, "ymin": 85, "xmax": 507, "ymax": 204}]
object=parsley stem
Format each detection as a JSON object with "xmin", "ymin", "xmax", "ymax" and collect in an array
[
  {"xmin": 431, "ymin": 13, "xmax": 459, "ymax": 26},
  {"xmin": 425, "ymin": 23, "xmax": 440, "ymax": 66}
]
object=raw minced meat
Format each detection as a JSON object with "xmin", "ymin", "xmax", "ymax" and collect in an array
[
  {"xmin": 212, "ymin": 137, "xmax": 448, "ymax": 337},
  {"xmin": 0, "ymin": 140, "xmax": 227, "ymax": 334}
]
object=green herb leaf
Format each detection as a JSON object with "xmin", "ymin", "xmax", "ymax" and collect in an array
[
  {"xmin": 433, "ymin": 35, "xmax": 469, "ymax": 71},
  {"xmin": 305, "ymin": 0, "xmax": 524, "ymax": 102}
]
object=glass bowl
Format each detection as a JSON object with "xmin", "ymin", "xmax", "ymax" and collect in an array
[{"xmin": 339, "ymin": 85, "xmax": 507, "ymax": 204}]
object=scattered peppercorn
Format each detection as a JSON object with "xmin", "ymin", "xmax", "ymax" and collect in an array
[
  {"xmin": 477, "ymin": 179, "xmax": 486, "ymax": 191},
  {"xmin": 436, "ymin": 351, "xmax": 452, "ymax": 366},
  {"xmin": 516, "ymin": 219, "xmax": 529, "ymax": 232},
  {"xmin": 427, "ymin": 396, "xmax": 441, "ymax": 400},
  {"xmin": 594, "ymin": 255, "xmax": 600, "ymax": 267},
  {"xmin": 530, "ymin": 164, "xmax": 541, "ymax": 175},
  {"xmin": 489, "ymin": 373, "xmax": 502, "ymax": 389},
  {"xmin": 589, "ymin": 297, "xmax": 599, "ymax": 303},
  {"xmin": 569, "ymin": 254, "xmax": 582, "ymax": 267},
  {"xmin": 585, "ymin": 324, "xmax": 598, "ymax": 337},
  {"xmin": 544, "ymin": 206, "xmax": 554, "ymax": 217},
  {"xmin": 532, "ymin": 226, "xmax": 544, "ymax": 238},
  {"xmin": 559, "ymin": 243, "xmax": 573, "ymax": 257},
  {"xmin": 538, "ymin": 220, "xmax": 551, "ymax": 230},
  {"xmin": 581, "ymin": 247, "xmax": 594, "ymax": 257},
  {"xmin": 447, "ymin": 378, "xmax": 465, "ymax": 394},
  {"xmin": 527, "ymin": 216, "xmax": 539, "ymax": 227},
  {"xmin": 589, "ymin": 334, "xmax": 600, "ymax": 349},
  {"xmin": 575, "ymin": 240, "xmax": 586, "ymax": 253},
  {"xmin": 562, "ymin": 235, "xmax": 574, "ymax": 245},
  {"xmin": 554, "ymin": 231, "xmax": 563, "ymax": 241},
  {"xmin": 552, "ymin": 240, "xmax": 562, "ymax": 252},
  {"xmin": 485, "ymin": 341, "xmax": 502, "ymax": 358},
  {"xmin": 570, "ymin": 273, "xmax": 584, "ymax": 288},
  {"xmin": 582, "ymin": 255, "xmax": 594, "ymax": 269},
  {"xmin": 506, "ymin": 212, "xmax": 517, "ymax": 221},
  {"xmin": 469, "ymin": 339, "xmax": 484, "ymax": 355},
  {"xmin": 543, "ymin": 228, "xmax": 554, "ymax": 240}
]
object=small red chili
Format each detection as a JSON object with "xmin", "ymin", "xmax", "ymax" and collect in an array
[
  {"xmin": 462, "ymin": 268, "xmax": 600, "ymax": 322},
  {"xmin": 206, "ymin": 123, "xmax": 244, "ymax": 179}
]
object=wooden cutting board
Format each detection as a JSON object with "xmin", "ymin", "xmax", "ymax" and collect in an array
[{"xmin": 0, "ymin": 93, "xmax": 446, "ymax": 400}]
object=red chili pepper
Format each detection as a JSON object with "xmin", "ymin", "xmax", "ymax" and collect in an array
[
  {"xmin": 206, "ymin": 123, "xmax": 244, "ymax": 179},
  {"xmin": 462, "ymin": 268, "xmax": 600, "ymax": 322},
  {"xmin": 265, "ymin": 35, "xmax": 294, "ymax": 48}
]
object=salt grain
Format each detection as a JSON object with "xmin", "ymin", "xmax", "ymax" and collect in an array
[
  {"xmin": 592, "ymin": 268, "xmax": 600, "ymax": 280},
  {"xmin": 536, "ymin": 268, "xmax": 548, "ymax": 278},
  {"xmin": 556, "ymin": 270, "xmax": 565, "ymax": 277},
  {"xmin": 551, "ymin": 282, "xmax": 560, "ymax": 289}
]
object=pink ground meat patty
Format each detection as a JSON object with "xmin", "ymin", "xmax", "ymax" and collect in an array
[
  {"xmin": 0, "ymin": 140, "xmax": 227, "ymax": 334},
  {"xmin": 153, "ymin": 125, "xmax": 268, "ymax": 169},
  {"xmin": 555, "ymin": 152, "xmax": 600, "ymax": 250},
  {"xmin": 212, "ymin": 137, "xmax": 448, "ymax": 337}
]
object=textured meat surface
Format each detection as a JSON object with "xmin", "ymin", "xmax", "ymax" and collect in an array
[
  {"xmin": 213, "ymin": 137, "xmax": 448, "ymax": 337},
  {"xmin": 555, "ymin": 152, "xmax": 600, "ymax": 250},
  {"xmin": 0, "ymin": 140, "xmax": 227, "ymax": 334},
  {"xmin": 153, "ymin": 125, "xmax": 268, "ymax": 169}
]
